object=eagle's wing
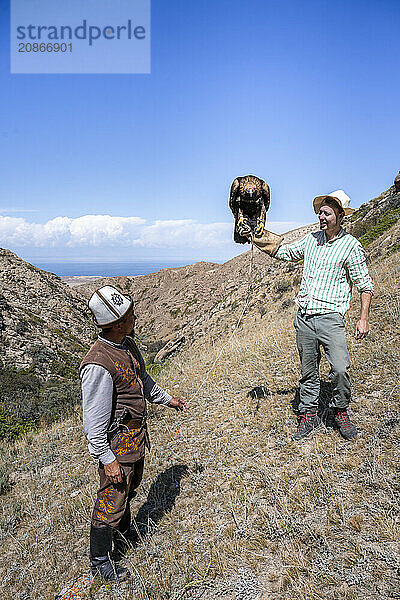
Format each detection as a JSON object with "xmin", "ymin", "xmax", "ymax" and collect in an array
[
  {"xmin": 261, "ymin": 180, "xmax": 271, "ymax": 212},
  {"xmin": 229, "ymin": 178, "xmax": 240, "ymax": 216}
]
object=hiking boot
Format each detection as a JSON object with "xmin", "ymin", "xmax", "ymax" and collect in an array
[
  {"xmin": 292, "ymin": 413, "xmax": 321, "ymax": 441},
  {"xmin": 333, "ymin": 409, "xmax": 358, "ymax": 440},
  {"xmin": 91, "ymin": 558, "xmax": 130, "ymax": 582},
  {"xmin": 90, "ymin": 525, "xmax": 131, "ymax": 582}
]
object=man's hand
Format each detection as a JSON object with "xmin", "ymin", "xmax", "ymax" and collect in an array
[
  {"xmin": 355, "ymin": 319, "xmax": 369, "ymax": 339},
  {"xmin": 168, "ymin": 397, "xmax": 188, "ymax": 412},
  {"xmin": 104, "ymin": 459, "xmax": 123, "ymax": 484}
]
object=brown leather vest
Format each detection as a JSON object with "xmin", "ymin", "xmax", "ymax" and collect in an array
[{"xmin": 80, "ymin": 336, "xmax": 147, "ymax": 463}]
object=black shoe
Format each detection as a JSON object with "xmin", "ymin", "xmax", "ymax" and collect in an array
[
  {"xmin": 90, "ymin": 525, "xmax": 131, "ymax": 582},
  {"xmin": 292, "ymin": 413, "xmax": 321, "ymax": 441},
  {"xmin": 333, "ymin": 409, "xmax": 358, "ymax": 440},
  {"xmin": 91, "ymin": 558, "xmax": 130, "ymax": 582}
]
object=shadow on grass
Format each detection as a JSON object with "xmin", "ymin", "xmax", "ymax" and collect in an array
[
  {"xmin": 130, "ymin": 464, "xmax": 188, "ymax": 546},
  {"xmin": 248, "ymin": 381, "xmax": 337, "ymax": 424},
  {"xmin": 275, "ymin": 387, "xmax": 297, "ymax": 396},
  {"xmin": 247, "ymin": 385, "xmax": 270, "ymax": 412},
  {"xmin": 290, "ymin": 380, "xmax": 336, "ymax": 426}
]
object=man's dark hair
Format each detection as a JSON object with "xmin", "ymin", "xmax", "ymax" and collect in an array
[{"xmin": 321, "ymin": 197, "xmax": 345, "ymax": 216}]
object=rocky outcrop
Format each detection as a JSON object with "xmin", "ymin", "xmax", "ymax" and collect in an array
[
  {"xmin": 0, "ymin": 249, "xmax": 95, "ymax": 376},
  {"xmin": 395, "ymin": 171, "xmax": 400, "ymax": 192},
  {"xmin": 346, "ymin": 184, "xmax": 400, "ymax": 237}
]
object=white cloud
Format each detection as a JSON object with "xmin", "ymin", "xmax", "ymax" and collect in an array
[
  {"xmin": 0, "ymin": 213, "xmax": 305, "ymax": 249},
  {"xmin": 131, "ymin": 219, "xmax": 232, "ymax": 248},
  {"xmin": 0, "ymin": 208, "xmax": 39, "ymax": 213},
  {"xmin": 67, "ymin": 215, "xmax": 145, "ymax": 246}
]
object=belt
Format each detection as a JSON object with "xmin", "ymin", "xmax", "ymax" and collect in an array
[
  {"xmin": 125, "ymin": 418, "xmax": 146, "ymax": 430},
  {"xmin": 125, "ymin": 416, "xmax": 150, "ymax": 451}
]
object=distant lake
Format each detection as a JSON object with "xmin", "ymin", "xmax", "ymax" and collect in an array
[{"xmin": 31, "ymin": 260, "xmax": 190, "ymax": 277}]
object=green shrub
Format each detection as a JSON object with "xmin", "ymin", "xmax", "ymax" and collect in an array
[
  {"xmin": 38, "ymin": 379, "xmax": 81, "ymax": 422},
  {"xmin": 0, "ymin": 295, "xmax": 11, "ymax": 311},
  {"xmin": 0, "ymin": 367, "xmax": 42, "ymax": 417},
  {"xmin": 350, "ymin": 218, "xmax": 375, "ymax": 240},
  {"xmin": 0, "ymin": 366, "xmax": 80, "ymax": 442},
  {"xmin": 144, "ymin": 355, "xmax": 167, "ymax": 379},
  {"xmin": 50, "ymin": 350, "xmax": 80, "ymax": 378},
  {"xmin": 275, "ymin": 279, "xmax": 292, "ymax": 293},
  {"xmin": 15, "ymin": 320, "xmax": 29, "ymax": 335},
  {"xmin": 27, "ymin": 344, "xmax": 55, "ymax": 365},
  {"xmin": 52, "ymin": 328, "xmax": 88, "ymax": 353},
  {"xmin": 19, "ymin": 308, "xmax": 44, "ymax": 325},
  {"xmin": 386, "ymin": 242, "xmax": 400, "ymax": 256},
  {"xmin": 359, "ymin": 208, "xmax": 400, "ymax": 248},
  {"xmin": 0, "ymin": 408, "xmax": 33, "ymax": 441}
]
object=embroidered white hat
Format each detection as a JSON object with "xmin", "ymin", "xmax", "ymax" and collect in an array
[
  {"xmin": 88, "ymin": 285, "xmax": 133, "ymax": 327},
  {"xmin": 313, "ymin": 189, "xmax": 355, "ymax": 215}
]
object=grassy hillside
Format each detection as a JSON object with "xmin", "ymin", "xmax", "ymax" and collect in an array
[{"xmin": 0, "ymin": 245, "xmax": 399, "ymax": 599}]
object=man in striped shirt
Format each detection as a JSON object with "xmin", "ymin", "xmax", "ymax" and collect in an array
[{"xmin": 256, "ymin": 190, "xmax": 373, "ymax": 440}]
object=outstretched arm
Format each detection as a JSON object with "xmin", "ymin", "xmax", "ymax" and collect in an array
[
  {"xmin": 257, "ymin": 234, "xmax": 307, "ymax": 260},
  {"xmin": 137, "ymin": 346, "xmax": 188, "ymax": 411}
]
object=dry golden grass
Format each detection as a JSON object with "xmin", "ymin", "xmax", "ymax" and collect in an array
[{"xmin": 0, "ymin": 252, "xmax": 399, "ymax": 600}]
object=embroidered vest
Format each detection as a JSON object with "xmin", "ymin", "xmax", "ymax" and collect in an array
[{"xmin": 80, "ymin": 336, "xmax": 147, "ymax": 463}]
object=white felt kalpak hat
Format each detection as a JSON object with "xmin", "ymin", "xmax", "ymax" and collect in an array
[
  {"xmin": 88, "ymin": 285, "xmax": 133, "ymax": 328},
  {"xmin": 313, "ymin": 189, "xmax": 355, "ymax": 216}
]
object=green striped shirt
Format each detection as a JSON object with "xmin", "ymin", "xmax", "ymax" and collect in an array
[{"xmin": 275, "ymin": 228, "xmax": 374, "ymax": 315}]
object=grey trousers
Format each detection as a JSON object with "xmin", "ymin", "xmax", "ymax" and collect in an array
[{"xmin": 294, "ymin": 311, "xmax": 351, "ymax": 413}]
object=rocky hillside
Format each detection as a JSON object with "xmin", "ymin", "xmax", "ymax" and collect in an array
[
  {"xmin": 72, "ymin": 185, "xmax": 400, "ymax": 362},
  {"xmin": 0, "ymin": 249, "xmax": 95, "ymax": 376},
  {"xmin": 347, "ymin": 185, "xmax": 400, "ymax": 259}
]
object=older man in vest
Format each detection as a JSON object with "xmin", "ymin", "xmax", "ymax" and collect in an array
[
  {"xmin": 254, "ymin": 190, "xmax": 373, "ymax": 441},
  {"xmin": 80, "ymin": 286, "xmax": 187, "ymax": 582}
]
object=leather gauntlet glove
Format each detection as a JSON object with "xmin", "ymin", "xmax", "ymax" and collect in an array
[{"xmin": 253, "ymin": 230, "xmax": 283, "ymax": 256}]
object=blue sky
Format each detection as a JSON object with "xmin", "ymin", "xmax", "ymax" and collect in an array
[{"xmin": 0, "ymin": 0, "xmax": 399, "ymax": 263}]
